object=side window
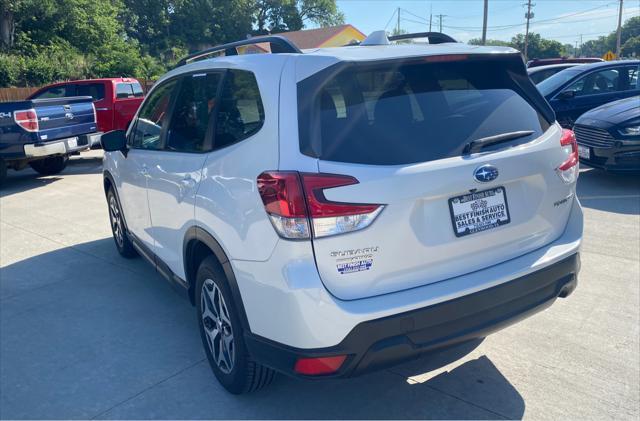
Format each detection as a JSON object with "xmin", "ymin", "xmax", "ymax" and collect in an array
[
  {"xmin": 166, "ymin": 73, "xmax": 222, "ymax": 153},
  {"xmin": 76, "ymin": 83, "xmax": 105, "ymax": 101},
  {"xmin": 131, "ymin": 82, "xmax": 145, "ymax": 97},
  {"xmin": 116, "ymin": 83, "xmax": 134, "ymax": 99},
  {"xmin": 130, "ymin": 80, "xmax": 177, "ymax": 150},
  {"xmin": 565, "ymin": 69, "xmax": 618, "ymax": 97},
  {"xmin": 215, "ymin": 69, "xmax": 265, "ymax": 148},
  {"xmin": 617, "ymin": 66, "xmax": 639, "ymax": 91}
]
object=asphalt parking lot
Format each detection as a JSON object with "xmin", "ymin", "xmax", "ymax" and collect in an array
[{"xmin": 1, "ymin": 151, "xmax": 638, "ymax": 420}]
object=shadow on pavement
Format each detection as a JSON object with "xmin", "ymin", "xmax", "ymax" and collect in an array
[
  {"xmin": 0, "ymin": 238, "xmax": 525, "ymax": 419},
  {"xmin": 0, "ymin": 155, "xmax": 103, "ymax": 197},
  {"xmin": 576, "ymin": 167, "xmax": 640, "ymax": 215}
]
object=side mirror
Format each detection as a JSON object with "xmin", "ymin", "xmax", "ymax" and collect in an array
[
  {"xmin": 558, "ymin": 90, "xmax": 576, "ymax": 100},
  {"xmin": 101, "ymin": 130, "xmax": 127, "ymax": 152}
]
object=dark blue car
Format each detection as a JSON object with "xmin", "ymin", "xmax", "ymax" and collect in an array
[
  {"xmin": 574, "ymin": 96, "xmax": 640, "ymax": 172},
  {"xmin": 537, "ymin": 60, "xmax": 640, "ymax": 128}
]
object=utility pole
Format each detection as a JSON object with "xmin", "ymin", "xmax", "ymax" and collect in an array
[
  {"xmin": 579, "ymin": 34, "xmax": 583, "ymax": 57},
  {"xmin": 429, "ymin": 4, "xmax": 433, "ymax": 32},
  {"xmin": 436, "ymin": 14, "xmax": 446, "ymax": 33},
  {"xmin": 616, "ymin": 0, "xmax": 624, "ymax": 57},
  {"xmin": 397, "ymin": 7, "xmax": 401, "ymax": 34},
  {"xmin": 482, "ymin": 0, "xmax": 488, "ymax": 45},
  {"xmin": 523, "ymin": 0, "xmax": 535, "ymax": 61},
  {"xmin": 575, "ymin": 40, "xmax": 578, "ymax": 57}
]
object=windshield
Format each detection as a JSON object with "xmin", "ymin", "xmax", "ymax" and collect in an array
[
  {"xmin": 537, "ymin": 67, "xmax": 582, "ymax": 96},
  {"xmin": 298, "ymin": 57, "xmax": 551, "ymax": 166}
]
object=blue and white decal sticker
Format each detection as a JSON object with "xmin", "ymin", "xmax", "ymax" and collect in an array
[{"xmin": 331, "ymin": 246, "xmax": 379, "ymax": 275}]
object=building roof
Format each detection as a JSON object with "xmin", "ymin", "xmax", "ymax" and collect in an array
[{"xmin": 274, "ymin": 24, "xmax": 365, "ymax": 49}]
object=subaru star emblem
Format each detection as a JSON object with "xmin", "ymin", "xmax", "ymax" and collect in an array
[{"xmin": 474, "ymin": 165, "xmax": 499, "ymax": 183}]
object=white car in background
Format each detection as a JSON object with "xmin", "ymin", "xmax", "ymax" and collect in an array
[{"xmin": 101, "ymin": 31, "xmax": 583, "ymax": 394}]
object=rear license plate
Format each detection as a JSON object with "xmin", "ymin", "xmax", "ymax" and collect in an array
[
  {"xmin": 449, "ymin": 187, "xmax": 511, "ymax": 237},
  {"xmin": 578, "ymin": 144, "xmax": 590, "ymax": 159},
  {"xmin": 67, "ymin": 137, "xmax": 78, "ymax": 148}
]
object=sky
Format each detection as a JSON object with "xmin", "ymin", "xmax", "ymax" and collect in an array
[{"xmin": 335, "ymin": 0, "xmax": 640, "ymax": 46}]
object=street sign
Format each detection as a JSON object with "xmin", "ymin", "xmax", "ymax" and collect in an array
[{"xmin": 603, "ymin": 51, "xmax": 616, "ymax": 61}]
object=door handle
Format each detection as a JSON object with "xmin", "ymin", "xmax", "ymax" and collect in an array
[{"xmin": 181, "ymin": 174, "xmax": 196, "ymax": 189}]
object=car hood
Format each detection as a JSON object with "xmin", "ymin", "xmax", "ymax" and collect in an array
[{"xmin": 577, "ymin": 96, "xmax": 640, "ymax": 125}]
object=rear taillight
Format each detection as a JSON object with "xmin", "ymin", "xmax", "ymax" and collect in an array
[
  {"xmin": 294, "ymin": 355, "xmax": 347, "ymax": 376},
  {"xmin": 257, "ymin": 171, "xmax": 384, "ymax": 240},
  {"xmin": 556, "ymin": 129, "xmax": 579, "ymax": 184},
  {"xmin": 14, "ymin": 109, "xmax": 39, "ymax": 132}
]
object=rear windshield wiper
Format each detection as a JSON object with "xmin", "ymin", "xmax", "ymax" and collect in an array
[{"xmin": 463, "ymin": 130, "xmax": 534, "ymax": 155}]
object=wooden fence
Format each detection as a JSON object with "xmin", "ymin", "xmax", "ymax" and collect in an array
[{"xmin": 0, "ymin": 87, "xmax": 39, "ymax": 102}]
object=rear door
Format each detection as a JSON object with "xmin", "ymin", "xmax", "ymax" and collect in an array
[
  {"xmin": 296, "ymin": 55, "xmax": 575, "ymax": 300},
  {"xmin": 145, "ymin": 71, "xmax": 222, "ymax": 277}
]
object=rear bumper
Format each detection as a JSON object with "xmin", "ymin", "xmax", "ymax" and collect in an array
[
  {"xmin": 23, "ymin": 135, "xmax": 90, "ymax": 158},
  {"xmin": 245, "ymin": 253, "xmax": 579, "ymax": 378}
]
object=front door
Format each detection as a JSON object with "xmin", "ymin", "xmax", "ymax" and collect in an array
[
  {"xmin": 119, "ymin": 79, "xmax": 179, "ymax": 251},
  {"xmin": 552, "ymin": 65, "xmax": 640, "ymax": 127}
]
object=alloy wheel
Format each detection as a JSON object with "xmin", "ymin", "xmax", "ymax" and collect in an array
[
  {"xmin": 201, "ymin": 279, "xmax": 235, "ymax": 374},
  {"xmin": 109, "ymin": 195, "xmax": 124, "ymax": 247}
]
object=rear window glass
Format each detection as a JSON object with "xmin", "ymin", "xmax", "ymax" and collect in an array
[
  {"xmin": 76, "ymin": 83, "xmax": 105, "ymax": 101},
  {"xmin": 298, "ymin": 58, "xmax": 551, "ymax": 165}
]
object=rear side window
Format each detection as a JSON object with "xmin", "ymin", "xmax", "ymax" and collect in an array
[
  {"xmin": 166, "ymin": 73, "xmax": 222, "ymax": 153},
  {"xmin": 116, "ymin": 83, "xmax": 134, "ymax": 99},
  {"xmin": 131, "ymin": 82, "xmax": 145, "ymax": 97},
  {"xmin": 215, "ymin": 69, "xmax": 264, "ymax": 148},
  {"xmin": 76, "ymin": 83, "xmax": 105, "ymax": 101},
  {"xmin": 298, "ymin": 58, "xmax": 552, "ymax": 165},
  {"xmin": 130, "ymin": 80, "xmax": 177, "ymax": 150}
]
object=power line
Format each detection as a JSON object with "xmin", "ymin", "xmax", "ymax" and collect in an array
[{"xmin": 384, "ymin": 8, "xmax": 397, "ymax": 31}]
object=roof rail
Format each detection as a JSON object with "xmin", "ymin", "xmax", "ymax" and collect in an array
[
  {"xmin": 388, "ymin": 32, "xmax": 457, "ymax": 44},
  {"xmin": 176, "ymin": 35, "xmax": 302, "ymax": 67}
]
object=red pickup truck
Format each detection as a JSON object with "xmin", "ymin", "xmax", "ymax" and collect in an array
[{"xmin": 28, "ymin": 78, "xmax": 145, "ymax": 141}]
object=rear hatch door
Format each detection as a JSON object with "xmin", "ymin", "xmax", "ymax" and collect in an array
[{"xmin": 297, "ymin": 54, "xmax": 575, "ymax": 300}]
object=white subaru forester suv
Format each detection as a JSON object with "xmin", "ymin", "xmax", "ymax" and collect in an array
[{"xmin": 101, "ymin": 31, "xmax": 582, "ymax": 394}]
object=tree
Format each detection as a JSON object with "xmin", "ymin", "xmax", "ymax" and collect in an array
[
  {"xmin": 468, "ymin": 38, "xmax": 510, "ymax": 47},
  {"xmin": 622, "ymin": 36, "xmax": 640, "ymax": 57},
  {"xmin": 253, "ymin": 0, "xmax": 343, "ymax": 34}
]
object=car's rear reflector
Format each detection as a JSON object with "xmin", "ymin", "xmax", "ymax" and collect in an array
[
  {"xmin": 257, "ymin": 171, "xmax": 384, "ymax": 239},
  {"xmin": 14, "ymin": 109, "xmax": 39, "ymax": 132},
  {"xmin": 294, "ymin": 355, "xmax": 347, "ymax": 376},
  {"xmin": 557, "ymin": 129, "xmax": 579, "ymax": 184}
]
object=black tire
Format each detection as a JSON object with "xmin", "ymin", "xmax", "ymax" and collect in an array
[
  {"xmin": 0, "ymin": 158, "xmax": 6, "ymax": 186},
  {"xmin": 107, "ymin": 188, "xmax": 137, "ymax": 258},
  {"xmin": 196, "ymin": 256, "xmax": 275, "ymax": 394},
  {"xmin": 29, "ymin": 155, "xmax": 69, "ymax": 175}
]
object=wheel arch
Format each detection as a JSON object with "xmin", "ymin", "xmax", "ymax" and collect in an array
[{"xmin": 184, "ymin": 226, "xmax": 251, "ymax": 332}]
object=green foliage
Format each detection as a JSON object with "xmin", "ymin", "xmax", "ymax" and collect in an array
[{"xmin": 2, "ymin": 0, "xmax": 340, "ymax": 87}]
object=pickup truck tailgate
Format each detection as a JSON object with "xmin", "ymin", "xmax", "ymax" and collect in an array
[{"xmin": 32, "ymin": 97, "xmax": 97, "ymax": 142}]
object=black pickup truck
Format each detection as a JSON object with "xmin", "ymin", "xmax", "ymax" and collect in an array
[{"xmin": 0, "ymin": 96, "xmax": 99, "ymax": 185}]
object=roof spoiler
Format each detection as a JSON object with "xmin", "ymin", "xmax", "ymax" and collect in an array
[
  {"xmin": 175, "ymin": 35, "xmax": 302, "ymax": 68},
  {"xmin": 357, "ymin": 30, "xmax": 457, "ymax": 46}
]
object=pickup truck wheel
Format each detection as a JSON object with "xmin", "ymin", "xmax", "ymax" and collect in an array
[
  {"xmin": 0, "ymin": 159, "xmax": 7, "ymax": 186},
  {"xmin": 196, "ymin": 256, "xmax": 275, "ymax": 394},
  {"xmin": 107, "ymin": 189, "xmax": 137, "ymax": 258},
  {"xmin": 29, "ymin": 155, "xmax": 69, "ymax": 176}
]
